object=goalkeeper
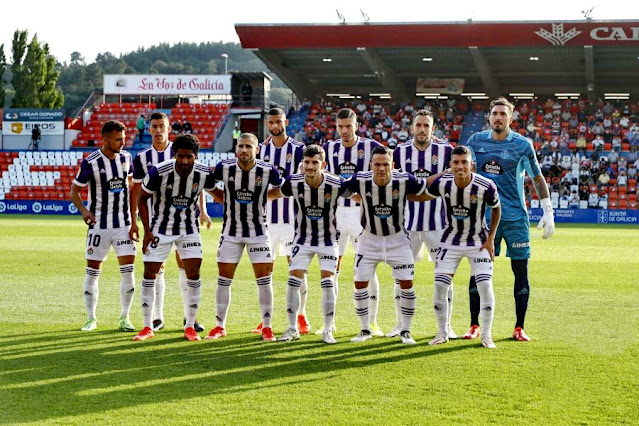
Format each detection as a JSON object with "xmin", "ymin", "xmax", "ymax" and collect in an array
[{"xmin": 462, "ymin": 97, "xmax": 555, "ymax": 342}]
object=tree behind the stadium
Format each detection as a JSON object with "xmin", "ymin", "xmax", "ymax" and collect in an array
[
  {"xmin": 10, "ymin": 30, "xmax": 64, "ymax": 109},
  {"xmin": 0, "ymin": 44, "xmax": 6, "ymax": 108}
]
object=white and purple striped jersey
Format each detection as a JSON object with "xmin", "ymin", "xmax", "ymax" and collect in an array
[
  {"xmin": 258, "ymin": 136, "xmax": 304, "ymax": 224},
  {"xmin": 132, "ymin": 143, "xmax": 173, "ymax": 183},
  {"xmin": 73, "ymin": 149, "xmax": 133, "ymax": 230},
  {"xmin": 280, "ymin": 173, "xmax": 349, "ymax": 247},
  {"xmin": 425, "ymin": 173, "xmax": 500, "ymax": 247},
  {"xmin": 213, "ymin": 159, "xmax": 283, "ymax": 238},
  {"xmin": 343, "ymin": 171, "xmax": 426, "ymax": 236},
  {"xmin": 393, "ymin": 140, "xmax": 452, "ymax": 231},
  {"xmin": 142, "ymin": 159, "xmax": 216, "ymax": 236},
  {"xmin": 323, "ymin": 137, "xmax": 382, "ymax": 207}
]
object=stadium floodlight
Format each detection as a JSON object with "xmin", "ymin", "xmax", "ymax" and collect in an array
[
  {"xmin": 604, "ymin": 93, "xmax": 630, "ymax": 97},
  {"xmin": 369, "ymin": 93, "xmax": 391, "ymax": 96},
  {"xmin": 326, "ymin": 93, "xmax": 349, "ymax": 97},
  {"xmin": 416, "ymin": 92, "xmax": 439, "ymax": 96},
  {"xmin": 322, "ymin": 58, "xmax": 333, "ymax": 62},
  {"xmin": 221, "ymin": 54, "xmax": 228, "ymax": 74},
  {"xmin": 422, "ymin": 57, "xmax": 433, "ymax": 62},
  {"xmin": 529, "ymin": 56, "xmax": 540, "ymax": 61},
  {"xmin": 339, "ymin": 95, "xmax": 355, "ymax": 99},
  {"xmin": 470, "ymin": 96, "xmax": 489, "ymax": 99},
  {"xmin": 379, "ymin": 96, "xmax": 391, "ymax": 99},
  {"xmin": 437, "ymin": 95, "xmax": 449, "ymax": 99},
  {"xmin": 509, "ymin": 93, "xmax": 535, "ymax": 97},
  {"xmin": 555, "ymin": 93, "xmax": 580, "ymax": 97},
  {"xmin": 461, "ymin": 93, "xmax": 486, "ymax": 97}
]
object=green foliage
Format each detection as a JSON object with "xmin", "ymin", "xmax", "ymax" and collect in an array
[
  {"xmin": 0, "ymin": 217, "xmax": 637, "ymax": 424},
  {"xmin": 0, "ymin": 43, "xmax": 6, "ymax": 108}
]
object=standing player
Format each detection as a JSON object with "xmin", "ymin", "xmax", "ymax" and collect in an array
[
  {"xmin": 267, "ymin": 145, "xmax": 354, "ymax": 344},
  {"xmin": 254, "ymin": 108, "xmax": 308, "ymax": 334},
  {"xmin": 70, "ymin": 120, "xmax": 136, "ymax": 332},
  {"xmin": 133, "ymin": 134, "xmax": 216, "ymax": 342},
  {"xmin": 129, "ymin": 112, "xmax": 209, "ymax": 333},
  {"xmin": 205, "ymin": 133, "xmax": 283, "ymax": 342},
  {"xmin": 425, "ymin": 146, "xmax": 501, "ymax": 349},
  {"xmin": 322, "ymin": 108, "xmax": 384, "ymax": 336},
  {"xmin": 344, "ymin": 145, "xmax": 433, "ymax": 344},
  {"xmin": 463, "ymin": 97, "xmax": 555, "ymax": 341},
  {"xmin": 392, "ymin": 109, "xmax": 456, "ymax": 339}
]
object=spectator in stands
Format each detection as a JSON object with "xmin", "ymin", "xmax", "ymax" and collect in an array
[
  {"xmin": 592, "ymin": 135, "xmax": 605, "ymax": 152},
  {"xmin": 136, "ymin": 115, "xmax": 146, "ymax": 143},
  {"xmin": 31, "ymin": 124, "xmax": 41, "ymax": 151},
  {"xmin": 617, "ymin": 171, "xmax": 628, "ymax": 186},
  {"xmin": 171, "ymin": 120, "xmax": 182, "ymax": 134},
  {"xmin": 576, "ymin": 134, "xmax": 587, "ymax": 154},
  {"xmin": 241, "ymin": 81, "xmax": 253, "ymax": 106},
  {"xmin": 628, "ymin": 164, "xmax": 637, "ymax": 180},
  {"xmin": 232, "ymin": 126, "xmax": 241, "ymax": 152},
  {"xmin": 588, "ymin": 191, "xmax": 599, "ymax": 208},
  {"xmin": 597, "ymin": 170, "xmax": 610, "ymax": 188},
  {"xmin": 612, "ymin": 136, "xmax": 622, "ymax": 152},
  {"xmin": 182, "ymin": 119, "xmax": 192, "ymax": 134},
  {"xmin": 569, "ymin": 190, "xmax": 580, "ymax": 208}
]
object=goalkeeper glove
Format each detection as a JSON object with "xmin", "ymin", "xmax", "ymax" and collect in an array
[{"xmin": 536, "ymin": 198, "xmax": 555, "ymax": 239}]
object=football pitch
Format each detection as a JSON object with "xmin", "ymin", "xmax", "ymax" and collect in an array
[{"xmin": 0, "ymin": 215, "xmax": 637, "ymax": 425}]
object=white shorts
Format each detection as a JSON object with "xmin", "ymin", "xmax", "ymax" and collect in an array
[
  {"xmin": 85, "ymin": 227, "xmax": 136, "ymax": 261},
  {"xmin": 289, "ymin": 244, "xmax": 339, "ymax": 273},
  {"xmin": 434, "ymin": 244, "xmax": 494, "ymax": 277},
  {"xmin": 337, "ymin": 206, "xmax": 362, "ymax": 256},
  {"xmin": 354, "ymin": 231, "xmax": 415, "ymax": 282},
  {"xmin": 268, "ymin": 222, "xmax": 295, "ymax": 258},
  {"xmin": 143, "ymin": 232, "xmax": 202, "ymax": 263},
  {"xmin": 216, "ymin": 234, "xmax": 273, "ymax": 264},
  {"xmin": 409, "ymin": 230, "xmax": 444, "ymax": 263}
]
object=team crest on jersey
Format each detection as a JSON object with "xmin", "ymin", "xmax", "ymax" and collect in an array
[
  {"xmin": 87, "ymin": 248, "xmax": 93, "ymax": 255},
  {"xmin": 500, "ymin": 150, "xmax": 512, "ymax": 160},
  {"xmin": 192, "ymin": 183, "xmax": 199, "ymax": 192},
  {"xmin": 392, "ymin": 189, "xmax": 400, "ymax": 199},
  {"xmin": 286, "ymin": 153, "xmax": 292, "ymax": 163},
  {"xmin": 431, "ymin": 155, "xmax": 438, "ymax": 165},
  {"xmin": 255, "ymin": 176, "xmax": 263, "ymax": 186},
  {"xmin": 357, "ymin": 149, "xmax": 365, "ymax": 160},
  {"xmin": 324, "ymin": 193, "xmax": 332, "ymax": 203},
  {"xmin": 470, "ymin": 194, "xmax": 478, "ymax": 204}
]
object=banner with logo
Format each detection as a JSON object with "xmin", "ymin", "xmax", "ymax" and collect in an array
[
  {"xmin": 2, "ymin": 109, "xmax": 65, "ymax": 136},
  {"xmin": 416, "ymin": 78, "xmax": 464, "ymax": 95},
  {"xmin": 529, "ymin": 208, "xmax": 639, "ymax": 224},
  {"xmin": 104, "ymin": 75, "xmax": 232, "ymax": 95}
]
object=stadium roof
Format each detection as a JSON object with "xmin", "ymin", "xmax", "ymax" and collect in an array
[{"xmin": 235, "ymin": 20, "xmax": 639, "ymax": 102}]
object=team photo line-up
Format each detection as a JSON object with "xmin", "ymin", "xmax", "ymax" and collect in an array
[{"xmin": 71, "ymin": 97, "xmax": 555, "ymax": 348}]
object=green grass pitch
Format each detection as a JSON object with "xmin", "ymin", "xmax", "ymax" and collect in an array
[{"xmin": 0, "ymin": 215, "xmax": 637, "ymax": 424}]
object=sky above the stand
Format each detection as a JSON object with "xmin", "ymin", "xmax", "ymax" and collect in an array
[{"xmin": 1, "ymin": 0, "xmax": 637, "ymax": 63}]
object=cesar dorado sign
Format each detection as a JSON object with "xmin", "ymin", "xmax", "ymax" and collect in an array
[{"xmin": 2, "ymin": 109, "xmax": 65, "ymax": 136}]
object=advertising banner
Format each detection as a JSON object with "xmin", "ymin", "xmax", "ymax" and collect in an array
[
  {"xmin": 104, "ymin": 75, "xmax": 232, "ymax": 95},
  {"xmin": 529, "ymin": 208, "xmax": 638, "ymax": 224},
  {"xmin": 2, "ymin": 109, "xmax": 65, "ymax": 136}
]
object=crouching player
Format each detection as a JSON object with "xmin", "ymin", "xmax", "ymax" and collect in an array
[
  {"xmin": 425, "ymin": 146, "xmax": 501, "ymax": 348},
  {"xmin": 133, "ymin": 134, "xmax": 217, "ymax": 341},
  {"xmin": 268, "ymin": 145, "xmax": 355, "ymax": 344}
]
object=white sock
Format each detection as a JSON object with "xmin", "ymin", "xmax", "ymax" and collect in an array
[
  {"xmin": 179, "ymin": 268, "xmax": 188, "ymax": 317},
  {"xmin": 393, "ymin": 280, "xmax": 401, "ymax": 327},
  {"xmin": 141, "ymin": 278, "xmax": 156, "ymax": 328},
  {"xmin": 298, "ymin": 275, "xmax": 308, "ymax": 317},
  {"xmin": 119, "ymin": 264, "xmax": 135, "ymax": 317},
  {"xmin": 369, "ymin": 272, "xmax": 380, "ymax": 324},
  {"xmin": 286, "ymin": 276, "xmax": 302, "ymax": 330},
  {"xmin": 321, "ymin": 276, "xmax": 336, "ymax": 330},
  {"xmin": 447, "ymin": 281, "xmax": 454, "ymax": 331},
  {"xmin": 476, "ymin": 275, "xmax": 495, "ymax": 338},
  {"xmin": 154, "ymin": 269, "xmax": 165, "ymax": 322},
  {"xmin": 185, "ymin": 279, "xmax": 202, "ymax": 329},
  {"xmin": 353, "ymin": 287, "xmax": 370, "ymax": 331},
  {"xmin": 215, "ymin": 276, "xmax": 232, "ymax": 328},
  {"xmin": 256, "ymin": 275, "xmax": 274, "ymax": 328},
  {"xmin": 434, "ymin": 274, "xmax": 451, "ymax": 335},
  {"xmin": 400, "ymin": 288, "xmax": 416, "ymax": 332},
  {"xmin": 84, "ymin": 267, "xmax": 101, "ymax": 320}
]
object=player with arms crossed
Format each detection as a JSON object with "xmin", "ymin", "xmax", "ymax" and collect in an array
[
  {"xmin": 425, "ymin": 145, "xmax": 501, "ymax": 349},
  {"xmin": 133, "ymin": 134, "xmax": 216, "ymax": 342},
  {"xmin": 392, "ymin": 109, "xmax": 456, "ymax": 339},
  {"xmin": 206, "ymin": 133, "xmax": 283, "ymax": 342},
  {"xmin": 322, "ymin": 108, "xmax": 384, "ymax": 336},
  {"xmin": 268, "ymin": 145, "xmax": 355, "ymax": 344},
  {"xmin": 129, "ymin": 112, "xmax": 210, "ymax": 333},
  {"xmin": 463, "ymin": 97, "xmax": 554, "ymax": 341},
  {"xmin": 344, "ymin": 145, "xmax": 434, "ymax": 344},
  {"xmin": 254, "ymin": 108, "xmax": 308, "ymax": 334},
  {"xmin": 71, "ymin": 120, "xmax": 136, "ymax": 332}
]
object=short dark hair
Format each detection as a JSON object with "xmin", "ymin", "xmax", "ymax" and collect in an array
[
  {"xmin": 268, "ymin": 107, "xmax": 285, "ymax": 117},
  {"xmin": 304, "ymin": 144, "xmax": 325, "ymax": 161},
  {"xmin": 414, "ymin": 109, "xmax": 434, "ymax": 121},
  {"xmin": 490, "ymin": 97, "xmax": 515, "ymax": 115},
  {"xmin": 371, "ymin": 145, "xmax": 391, "ymax": 158},
  {"xmin": 102, "ymin": 120, "xmax": 126, "ymax": 137},
  {"xmin": 150, "ymin": 112, "xmax": 168, "ymax": 122},
  {"xmin": 337, "ymin": 108, "xmax": 356, "ymax": 120},
  {"xmin": 452, "ymin": 145, "xmax": 472, "ymax": 157},
  {"xmin": 239, "ymin": 133, "xmax": 258, "ymax": 145},
  {"xmin": 173, "ymin": 134, "xmax": 200, "ymax": 155}
]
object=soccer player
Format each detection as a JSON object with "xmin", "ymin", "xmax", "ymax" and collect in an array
[
  {"xmin": 463, "ymin": 97, "xmax": 555, "ymax": 341},
  {"xmin": 344, "ymin": 145, "xmax": 433, "ymax": 344},
  {"xmin": 129, "ymin": 112, "xmax": 209, "ymax": 333},
  {"xmin": 267, "ymin": 145, "xmax": 354, "ymax": 344},
  {"xmin": 254, "ymin": 108, "xmax": 308, "ymax": 334},
  {"xmin": 205, "ymin": 133, "xmax": 283, "ymax": 342},
  {"xmin": 70, "ymin": 120, "xmax": 136, "ymax": 332},
  {"xmin": 322, "ymin": 108, "xmax": 384, "ymax": 336},
  {"xmin": 392, "ymin": 109, "xmax": 456, "ymax": 339},
  {"xmin": 133, "ymin": 134, "xmax": 216, "ymax": 342},
  {"xmin": 425, "ymin": 145, "xmax": 501, "ymax": 349}
]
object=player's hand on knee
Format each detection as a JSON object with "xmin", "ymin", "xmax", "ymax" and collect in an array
[{"xmin": 480, "ymin": 240, "xmax": 495, "ymax": 261}]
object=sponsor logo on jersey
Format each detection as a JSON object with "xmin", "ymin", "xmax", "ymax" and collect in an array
[
  {"xmin": 182, "ymin": 242, "xmax": 202, "ymax": 248},
  {"xmin": 452, "ymin": 205, "xmax": 470, "ymax": 220},
  {"xmin": 108, "ymin": 177, "xmax": 125, "ymax": 193},
  {"xmin": 482, "ymin": 160, "xmax": 503, "ymax": 175},
  {"xmin": 413, "ymin": 168, "xmax": 431, "ymax": 179},
  {"xmin": 392, "ymin": 263, "xmax": 414, "ymax": 270},
  {"xmin": 470, "ymin": 194, "xmax": 478, "ymax": 204},
  {"xmin": 374, "ymin": 204, "xmax": 393, "ymax": 219},
  {"xmin": 338, "ymin": 162, "xmax": 357, "ymax": 178},
  {"xmin": 171, "ymin": 195, "xmax": 191, "ymax": 209},
  {"xmin": 510, "ymin": 241, "xmax": 530, "ymax": 248},
  {"xmin": 473, "ymin": 258, "xmax": 492, "ymax": 263},
  {"xmin": 305, "ymin": 205, "xmax": 325, "ymax": 220},
  {"xmin": 235, "ymin": 189, "xmax": 254, "ymax": 204},
  {"xmin": 116, "ymin": 239, "xmax": 134, "ymax": 246},
  {"xmin": 249, "ymin": 246, "xmax": 270, "ymax": 253},
  {"xmin": 319, "ymin": 255, "xmax": 338, "ymax": 261}
]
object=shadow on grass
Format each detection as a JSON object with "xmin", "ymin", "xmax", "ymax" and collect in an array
[{"xmin": 0, "ymin": 327, "xmax": 479, "ymax": 423}]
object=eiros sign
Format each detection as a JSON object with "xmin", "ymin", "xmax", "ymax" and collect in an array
[{"xmin": 104, "ymin": 75, "xmax": 231, "ymax": 95}]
